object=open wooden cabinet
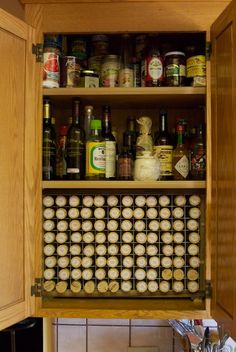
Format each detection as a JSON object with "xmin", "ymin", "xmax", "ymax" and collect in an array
[{"xmin": 0, "ymin": 0, "xmax": 236, "ymax": 339}]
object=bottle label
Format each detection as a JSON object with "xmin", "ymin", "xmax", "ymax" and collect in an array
[
  {"xmin": 43, "ymin": 52, "xmax": 60, "ymax": 88},
  {"xmin": 105, "ymin": 141, "xmax": 116, "ymax": 178},
  {"xmin": 146, "ymin": 56, "xmax": 163, "ymax": 81},
  {"xmin": 174, "ymin": 155, "xmax": 189, "ymax": 178},
  {"xmin": 67, "ymin": 168, "xmax": 80, "ymax": 174},
  {"xmin": 191, "ymin": 146, "xmax": 206, "ymax": 179},
  {"xmin": 86, "ymin": 141, "xmax": 105, "ymax": 175},
  {"xmin": 153, "ymin": 145, "xmax": 173, "ymax": 176},
  {"xmin": 118, "ymin": 157, "xmax": 133, "ymax": 179},
  {"xmin": 118, "ymin": 67, "xmax": 134, "ymax": 87}
]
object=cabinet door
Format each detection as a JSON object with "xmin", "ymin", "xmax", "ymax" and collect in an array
[
  {"xmin": 211, "ymin": 0, "xmax": 236, "ymax": 338},
  {"xmin": 0, "ymin": 9, "xmax": 37, "ymax": 329}
]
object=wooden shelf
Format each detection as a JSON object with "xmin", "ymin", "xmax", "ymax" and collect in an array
[
  {"xmin": 42, "ymin": 180, "xmax": 206, "ymax": 189},
  {"xmin": 43, "ymin": 87, "xmax": 206, "ymax": 108}
]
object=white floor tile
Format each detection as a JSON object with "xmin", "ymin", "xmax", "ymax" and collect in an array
[
  {"xmin": 88, "ymin": 318, "xmax": 129, "ymax": 326},
  {"xmin": 131, "ymin": 327, "xmax": 173, "ymax": 352},
  {"xmin": 88, "ymin": 326, "xmax": 129, "ymax": 352},
  {"xmin": 131, "ymin": 320, "xmax": 169, "ymax": 327},
  {"xmin": 57, "ymin": 318, "xmax": 86, "ymax": 325},
  {"xmin": 58, "ymin": 325, "xmax": 86, "ymax": 352}
]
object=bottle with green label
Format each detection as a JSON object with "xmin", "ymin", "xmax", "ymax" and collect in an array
[{"xmin": 86, "ymin": 119, "xmax": 105, "ymax": 179}]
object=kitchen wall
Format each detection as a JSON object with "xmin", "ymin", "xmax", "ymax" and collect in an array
[
  {"xmin": 0, "ymin": 0, "xmax": 24, "ymax": 20},
  {"xmin": 52, "ymin": 319, "xmax": 218, "ymax": 352}
]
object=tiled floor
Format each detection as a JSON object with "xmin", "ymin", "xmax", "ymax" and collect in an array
[{"xmin": 53, "ymin": 319, "xmax": 174, "ymax": 352}]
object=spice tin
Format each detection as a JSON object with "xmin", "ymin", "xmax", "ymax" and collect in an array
[
  {"xmin": 164, "ymin": 51, "xmax": 186, "ymax": 86},
  {"xmin": 101, "ymin": 55, "xmax": 120, "ymax": 87},
  {"xmin": 61, "ymin": 56, "xmax": 80, "ymax": 87},
  {"xmin": 79, "ymin": 69, "xmax": 99, "ymax": 88},
  {"xmin": 43, "ymin": 47, "xmax": 60, "ymax": 88}
]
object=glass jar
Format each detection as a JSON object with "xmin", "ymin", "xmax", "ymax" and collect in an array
[
  {"xmin": 101, "ymin": 55, "xmax": 120, "ymax": 87},
  {"xmin": 164, "ymin": 51, "xmax": 186, "ymax": 86},
  {"xmin": 185, "ymin": 46, "xmax": 206, "ymax": 86},
  {"xmin": 134, "ymin": 151, "xmax": 160, "ymax": 181}
]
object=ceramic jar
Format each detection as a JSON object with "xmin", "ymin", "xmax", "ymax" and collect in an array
[{"xmin": 134, "ymin": 151, "xmax": 160, "ymax": 181}]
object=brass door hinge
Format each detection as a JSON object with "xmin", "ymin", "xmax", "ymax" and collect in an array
[
  {"xmin": 32, "ymin": 43, "xmax": 43, "ymax": 63},
  {"xmin": 205, "ymin": 280, "xmax": 212, "ymax": 298},
  {"xmin": 31, "ymin": 278, "xmax": 42, "ymax": 297},
  {"xmin": 206, "ymin": 42, "xmax": 212, "ymax": 61}
]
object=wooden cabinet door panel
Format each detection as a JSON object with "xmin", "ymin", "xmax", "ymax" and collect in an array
[
  {"xmin": 211, "ymin": 0, "xmax": 236, "ymax": 338},
  {"xmin": 0, "ymin": 9, "xmax": 36, "ymax": 330}
]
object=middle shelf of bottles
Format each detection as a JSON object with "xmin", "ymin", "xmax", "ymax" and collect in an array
[{"xmin": 42, "ymin": 89, "xmax": 207, "ymax": 183}]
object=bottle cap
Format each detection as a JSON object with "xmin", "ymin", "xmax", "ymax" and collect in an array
[{"xmin": 91, "ymin": 119, "xmax": 102, "ymax": 130}]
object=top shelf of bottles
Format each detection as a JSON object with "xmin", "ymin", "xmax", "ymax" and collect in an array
[{"xmin": 43, "ymin": 87, "xmax": 206, "ymax": 108}]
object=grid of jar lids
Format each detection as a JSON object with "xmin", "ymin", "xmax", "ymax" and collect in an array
[{"xmin": 42, "ymin": 190, "xmax": 205, "ymax": 298}]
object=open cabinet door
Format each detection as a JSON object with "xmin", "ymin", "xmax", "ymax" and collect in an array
[
  {"xmin": 0, "ymin": 9, "xmax": 37, "ymax": 329},
  {"xmin": 211, "ymin": 0, "xmax": 236, "ymax": 338}
]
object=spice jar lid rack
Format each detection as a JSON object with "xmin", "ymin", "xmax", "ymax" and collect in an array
[{"xmin": 42, "ymin": 189, "xmax": 205, "ymax": 300}]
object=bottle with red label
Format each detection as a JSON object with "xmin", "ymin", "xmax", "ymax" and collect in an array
[
  {"xmin": 142, "ymin": 34, "xmax": 164, "ymax": 87},
  {"xmin": 190, "ymin": 123, "xmax": 206, "ymax": 180}
]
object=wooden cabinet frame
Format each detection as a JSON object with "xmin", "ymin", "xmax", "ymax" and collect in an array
[{"xmin": 1, "ymin": 0, "xmax": 236, "ymax": 338}]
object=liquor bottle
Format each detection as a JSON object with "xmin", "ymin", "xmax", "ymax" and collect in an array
[
  {"xmin": 56, "ymin": 125, "xmax": 68, "ymax": 179},
  {"xmin": 118, "ymin": 34, "xmax": 134, "ymax": 87},
  {"xmin": 42, "ymin": 98, "xmax": 56, "ymax": 180},
  {"xmin": 66, "ymin": 98, "xmax": 85, "ymax": 180},
  {"xmin": 190, "ymin": 123, "xmax": 206, "ymax": 180},
  {"xmin": 83, "ymin": 105, "xmax": 94, "ymax": 141},
  {"xmin": 153, "ymin": 111, "xmax": 173, "ymax": 180},
  {"xmin": 102, "ymin": 105, "xmax": 116, "ymax": 179},
  {"xmin": 117, "ymin": 146, "xmax": 133, "ymax": 180},
  {"xmin": 86, "ymin": 119, "xmax": 105, "ymax": 179},
  {"xmin": 123, "ymin": 116, "xmax": 137, "ymax": 159},
  {"xmin": 172, "ymin": 123, "xmax": 190, "ymax": 180}
]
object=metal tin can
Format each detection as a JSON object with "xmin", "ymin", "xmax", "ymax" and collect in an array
[
  {"xmin": 164, "ymin": 51, "xmax": 186, "ymax": 86},
  {"xmin": 186, "ymin": 46, "xmax": 206, "ymax": 86},
  {"xmin": 79, "ymin": 69, "xmax": 99, "ymax": 88},
  {"xmin": 43, "ymin": 46, "xmax": 60, "ymax": 88},
  {"xmin": 61, "ymin": 56, "xmax": 80, "ymax": 87},
  {"xmin": 101, "ymin": 55, "xmax": 120, "ymax": 87}
]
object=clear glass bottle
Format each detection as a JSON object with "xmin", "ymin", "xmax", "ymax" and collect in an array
[
  {"xmin": 56, "ymin": 125, "xmax": 69, "ymax": 179},
  {"xmin": 42, "ymin": 98, "xmax": 56, "ymax": 180},
  {"xmin": 83, "ymin": 105, "xmax": 94, "ymax": 141},
  {"xmin": 66, "ymin": 98, "xmax": 85, "ymax": 180},
  {"xmin": 102, "ymin": 105, "xmax": 116, "ymax": 179},
  {"xmin": 86, "ymin": 119, "xmax": 105, "ymax": 179},
  {"xmin": 172, "ymin": 123, "xmax": 189, "ymax": 180},
  {"xmin": 153, "ymin": 111, "xmax": 173, "ymax": 180},
  {"xmin": 118, "ymin": 34, "xmax": 134, "ymax": 87}
]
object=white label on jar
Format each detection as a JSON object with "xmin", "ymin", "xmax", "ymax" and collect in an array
[
  {"xmin": 84, "ymin": 76, "xmax": 99, "ymax": 88},
  {"xmin": 174, "ymin": 155, "xmax": 189, "ymax": 178},
  {"xmin": 118, "ymin": 67, "xmax": 134, "ymax": 87},
  {"xmin": 101, "ymin": 61, "xmax": 119, "ymax": 87}
]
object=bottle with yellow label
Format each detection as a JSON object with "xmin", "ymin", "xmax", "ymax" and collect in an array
[{"xmin": 86, "ymin": 119, "xmax": 105, "ymax": 179}]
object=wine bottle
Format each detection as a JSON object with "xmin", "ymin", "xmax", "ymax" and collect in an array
[
  {"xmin": 153, "ymin": 111, "xmax": 173, "ymax": 179},
  {"xmin": 102, "ymin": 105, "xmax": 116, "ymax": 179},
  {"xmin": 83, "ymin": 105, "xmax": 94, "ymax": 141},
  {"xmin": 42, "ymin": 98, "xmax": 56, "ymax": 180},
  {"xmin": 66, "ymin": 98, "xmax": 85, "ymax": 180}
]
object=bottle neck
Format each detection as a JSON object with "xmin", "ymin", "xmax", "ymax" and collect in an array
[
  {"xmin": 72, "ymin": 100, "xmax": 80, "ymax": 125},
  {"xmin": 159, "ymin": 113, "xmax": 168, "ymax": 133},
  {"xmin": 176, "ymin": 131, "xmax": 184, "ymax": 146},
  {"xmin": 43, "ymin": 102, "xmax": 51, "ymax": 121},
  {"xmin": 102, "ymin": 106, "xmax": 112, "ymax": 134}
]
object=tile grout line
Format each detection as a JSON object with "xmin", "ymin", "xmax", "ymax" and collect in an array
[
  {"xmin": 129, "ymin": 319, "xmax": 132, "ymax": 347},
  {"xmin": 86, "ymin": 318, "xmax": 88, "ymax": 352}
]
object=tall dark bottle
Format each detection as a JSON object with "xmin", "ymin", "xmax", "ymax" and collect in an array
[
  {"xmin": 102, "ymin": 105, "xmax": 116, "ymax": 179},
  {"xmin": 66, "ymin": 98, "xmax": 85, "ymax": 179},
  {"xmin": 42, "ymin": 98, "xmax": 56, "ymax": 180},
  {"xmin": 153, "ymin": 111, "xmax": 173, "ymax": 179},
  {"xmin": 123, "ymin": 117, "xmax": 137, "ymax": 159}
]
